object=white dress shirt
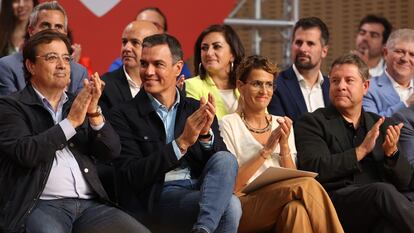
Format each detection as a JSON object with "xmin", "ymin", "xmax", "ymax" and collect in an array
[
  {"xmin": 293, "ymin": 64, "xmax": 325, "ymax": 112},
  {"xmin": 385, "ymin": 69, "xmax": 413, "ymax": 107},
  {"xmin": 123, "ymin": 65, "xmax": 140, "ymax": 98}
]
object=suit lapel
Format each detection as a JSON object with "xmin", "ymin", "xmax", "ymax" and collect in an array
[
  {"xmin": 282, "ymin": 67, "xmax": 308, "ymax": 113},
  {"xmin": 322, "ymin": 77, "xmax": 330, "ymax": 106},
  {"xmin": 174, "ymin": 91, "xmax": 187, "ymax": 138},
  {"xmin": 377, "ymin": 74, "xmax": 401, "ymax": 104},
  {"xmin": 324, "ymin": 106, "xmax": 352, "ymax": 151},
  {"xmin": 114, "ymin": 67, "xmax": 134, "ymax": 101}
]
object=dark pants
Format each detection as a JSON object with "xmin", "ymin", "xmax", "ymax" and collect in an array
[
  {"xmin": 25, "ymin": 199, "xmax": 150, "ymax": 233},
  {"xmin": 330, "ymin": 182, "xmax": 414, "ymax": 233}
]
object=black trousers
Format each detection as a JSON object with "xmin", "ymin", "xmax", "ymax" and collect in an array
[{"xmin": 330, "ymin": 182, "xmax": 414, "ymax": 233}]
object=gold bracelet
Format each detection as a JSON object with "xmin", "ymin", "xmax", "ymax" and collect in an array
[
  {"xmin": 260, "ymin": 149, "xmax": 270, "ymax": 160},
  {"xmin": 278, "ymin": 152, "xmax": 290, "ymax": 158}
]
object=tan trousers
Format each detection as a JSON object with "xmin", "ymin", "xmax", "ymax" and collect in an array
[{"xmin": 238, "ymin": 177, "xmax": 344, "ymax": 233}]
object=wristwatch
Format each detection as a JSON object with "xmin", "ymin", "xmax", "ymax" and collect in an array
[
  {"xmin": 86, "ymin": 105, "xmax": 102, "ymax": 118},
  {"xmin": 199, "ymin": 129, "xmax": 213, "ymax": 139}
]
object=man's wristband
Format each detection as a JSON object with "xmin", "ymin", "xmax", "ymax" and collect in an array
[
  {"xmin": 388, "ymin": 148, "xmax": 399, "ymax": 158},
  {"xmin": 199, "ymin": 129, "xmax": 213, "ymax": 140},
  {"xmin": 86, "ymin": 105, "xmax": 102, "ymax": 118}
]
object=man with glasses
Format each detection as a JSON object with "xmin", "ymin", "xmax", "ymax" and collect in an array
[
  {"xmin": 268, "ymin": 17, "xmax": 330, "ymax": 123},
  {"xmin": 0, "ymin": 30, "xmax": 150, "ymax": 233},
  {"xmin": 0, "ymin": 1, "xmax": 87, "ymax": 96},
  {"xmin": 363, "ymin": 29, "xmax": 414, "ymax": 117}
]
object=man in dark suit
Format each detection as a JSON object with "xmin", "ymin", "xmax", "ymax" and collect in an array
[
  {"xmin": 0, "ymin": 30, "xmax": 149, "ymax": 233},
  {"xmin": 109, "ymin": 34, "xmax": 241, "ymax": 233},
  {"xmin": 268, "ymin": 17, "xmax": 330, "ymax": 122},
  {"xmin": 99, "ymin": 20, "xmax": 158, "ymax": 116},
  {"xmin": 0, "ymin": 1, "xmax": 86, "ymax": 96},
  {"xmin": 295, "ymin": 53, "xmax": 414, "ymax": 233}
]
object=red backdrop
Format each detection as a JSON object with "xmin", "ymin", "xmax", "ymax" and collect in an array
[{"xmin": 54, "ymin": 0, "xmax": 237, "ymax": 74}]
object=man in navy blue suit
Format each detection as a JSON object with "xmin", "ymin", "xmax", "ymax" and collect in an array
[{"xmin": 268, "ymin": 17, "xmax": 330, "ymax": 122}]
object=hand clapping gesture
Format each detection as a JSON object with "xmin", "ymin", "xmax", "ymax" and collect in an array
[
  {"xmin": 177, "ymin": 93, "xmax": 216, "ymax": 152},
  {"xmin": 67, "ymin": 73, "xmax": 105, "ymax": 128},
  {"xmin": 383, "ymin": 122, "xmax": 403, "ymax": 157}
]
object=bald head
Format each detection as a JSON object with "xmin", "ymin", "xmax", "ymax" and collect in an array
[
  {"xmin": 121, "ymin": 20, "xmax": 158, "ymax": 71},
  {"xmin": 136, "ymin": 8, "xmax": 166, "ymax": 33}
]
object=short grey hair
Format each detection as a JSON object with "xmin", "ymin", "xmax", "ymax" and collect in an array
[
  {"xmin": 386, "ymin": 28, "xmax": 414, "ymax": 49},
  {"xmin": 28, "ymin": 1, "xmax": 68, "ymax": 32}
]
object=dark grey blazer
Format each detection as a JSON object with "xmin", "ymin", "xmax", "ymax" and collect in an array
[
  {"xmin": 295, "ymin": 105, "xmax": 413, "ymax": 192},
  {"xmin": 99, "ymin": 67, "xmax": 133, "ymax": 117}
]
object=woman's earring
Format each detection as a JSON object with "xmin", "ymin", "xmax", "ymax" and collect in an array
[
  {"xmin": 199, "ymin": 63, "xmax": 203, "ymax": 73},
  {"xmin": 230, "ymin": 62, "xmax": 234, "ymax": 72}
]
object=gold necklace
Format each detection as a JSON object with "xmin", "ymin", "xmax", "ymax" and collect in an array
[{"xmin": 240, "ymin": 112, "xmax": 272, "ymax": 134}]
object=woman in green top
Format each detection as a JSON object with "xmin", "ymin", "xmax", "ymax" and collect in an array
[{"xmin": 186, "ymin": 24, "xmax": 245, "ymax": 119}]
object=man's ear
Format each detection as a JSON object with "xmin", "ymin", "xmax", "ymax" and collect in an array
[
  {"xmin": 362, "ymin": 79, "xmax": 370, "ymax": 96},
  {"xmin": 25, "ymin": 59, "xmax": 36, "ymax": 76},
  {"xmin": 27, "ymin": 26, "xmax": 35, "ymax": 37},
  {"xmin": 321, "ymin": 45, "xmax": 329, "ymax": 59},
  {"xmin": 174, "ymin": 60, "xmax": 184, "ymax": 77},
  {"xmin": 383, "ymin": 47, "xmax": 389, "ymax": 57}
]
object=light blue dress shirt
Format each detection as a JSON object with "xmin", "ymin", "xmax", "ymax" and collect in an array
[
  {"xmin": 147, "ymin": 89, "xmax": 213, "ymax": 182},
  {"xmin": 33, "ymin": 88, "xmax": 103, "ymax": 200}
]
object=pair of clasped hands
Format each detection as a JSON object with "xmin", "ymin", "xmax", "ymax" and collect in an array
[
  {"xmin": 356, "ymin": 117, "xmax": 403, "ymax": 160},
  {"xmin": 261, "ymin": 117, "xmax": 293, "ymax": 160},
  {"xmin": 67, "ymin": 72, "xmax": 105, "ymax": 128},
  {"xmin": 176, "ymin": 93, "xmax": 216, "ymax": 153}
]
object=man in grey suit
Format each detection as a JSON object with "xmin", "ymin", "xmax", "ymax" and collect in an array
[{"xmin": 0, "ymin": 1, "xmax": 86, "ymax": 96}]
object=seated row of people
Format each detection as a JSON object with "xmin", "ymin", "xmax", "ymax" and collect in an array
[
  {"xmin": 0, "ymin": 1, "xmax": 414, "ymax": 233},
  {"xmin": 2, "ymin": 28, "xmax": 414, "ymax": 233}
]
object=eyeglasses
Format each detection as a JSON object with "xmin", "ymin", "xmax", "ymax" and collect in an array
[
  {"xmin": 244, "ymin": 80, "xmax": 275, "ymax": 90},
  {"xmin": 36, "ymin": 53, "xmax": 72, "ymax": 64}
]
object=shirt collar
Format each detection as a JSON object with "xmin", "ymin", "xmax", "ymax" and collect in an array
[
  {"xmin": 292, "ymin": 64, "xmax": 324, "ymax": 86},
  {"xmin": 369, "ymin": 57, "xmax": 385, "ymax": 76},
  {"xmin": 385, "ymin": 68, "xmax": 413, "ymax": 89},
  {"xmin": 32, "ymin": 86, "xmax": 68, "ymax": 111},
  {"xmin": 147, "ymin": 88, "xmax": 181, "ymax": 111},
  {"xmin": 341, "ymin": 108, "xmax": 366, "ymax": 130},
  {"xmin": 123, "ymin": 65, "xmax": 140, "ymax": 88}
]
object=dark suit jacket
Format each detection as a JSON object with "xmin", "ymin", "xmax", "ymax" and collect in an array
[
  {"xmin": 268, "ymin": 66, "xmax": 330, "ymax": 122},
  {"xmin": 99, "ymin": 67, "xmax": 133, "ymax": 117},
  {"xmin": 108, "ymin": 89, "xmax": 228, "ymax": 216},
  {"xmin": 295, "ymin": 105, "xmax": 413, "ymax": 192},
  {"xmin": 0, "ymin": 84, "xmax": 120, "ymax": 232}
]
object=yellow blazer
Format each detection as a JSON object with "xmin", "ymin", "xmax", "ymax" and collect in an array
[{"xmin": 185, "ymin": 75, "xmax": 240, "ymax": 119}]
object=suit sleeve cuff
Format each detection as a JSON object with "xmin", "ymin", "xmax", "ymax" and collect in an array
[
  {"xmin": 59, "ymin": 119, "xmax": 76, "ymax": 140},
  {"xmin": 172, "ymin": 140, "xmax": 185, "ymax": 160}
]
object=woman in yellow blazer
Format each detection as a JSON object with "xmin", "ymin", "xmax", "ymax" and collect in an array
[{"xmin": 186, "ymin": 24, "xmax": 245, "ymax": 119}]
